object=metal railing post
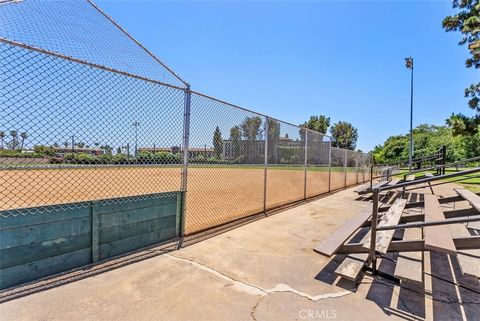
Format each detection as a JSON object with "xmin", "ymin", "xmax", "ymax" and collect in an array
[
  {"xmin": 263, "ymin": 117, "xmax": 269, "ymax": 214},
  {"xmin": 369, "ymin": 189, "xmax": 379, "ymax": 274},
  {"xmin": 328, "ymin": 142, "xmax": 332, "ymax": 192},
  {"xmin": 344, "ymin": 149, "xmax": 348, "ymax": 188},
  {"xmin": 370, "ymin": 165, "xmax": 373, "ymax": 190},
  {"xmin": 304, "ymin": 129, "xmax": 308, "ymax": 199},
  {"xmin": 180, "ymin": 86, "xmax": 191, "ymax": 238}
]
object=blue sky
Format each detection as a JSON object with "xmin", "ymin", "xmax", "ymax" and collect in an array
[{"xmin": 93, "ymin": 0, "xmax": 477, "ymax": 151}]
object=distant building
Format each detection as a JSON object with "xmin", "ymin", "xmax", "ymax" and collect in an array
[
  {"xmin": 222, "ymin": 140, "xmax": 265, "ymax": 160},
  {"xmin": 138, "ymin": 146, "xmax": 214, "ymax": 159},
  {"xmin": 53, "ymin": 147, "xmax": 105, "ymax": 156},
  {"xmin": 221, "ymin": 136, "xmax": 304, "ymax": 161}
]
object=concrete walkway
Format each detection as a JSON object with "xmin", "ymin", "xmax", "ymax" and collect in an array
[{"xmin": 1, "ymin": 186, "xmax": 479, "ymax": 320}]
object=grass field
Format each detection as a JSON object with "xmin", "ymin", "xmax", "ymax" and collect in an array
[
  {"xmin": 394, "ymin": 167, "xmax": 480, "ymax": 192},
  {"xmin": 1, "ymin": 166, "xmax": 368, "ymax": 233},
  {"xmin": 442, "ymin": 168, "xmax": 480, "ymax": 192}
]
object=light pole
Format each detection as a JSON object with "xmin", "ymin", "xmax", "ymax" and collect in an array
[
  {"xmin": 405, "ymin": 57, "xmax": 414, "ymax": 170},
  {"xmin": 133, "ymin": 121, "xmax": 140, "ymax": 157}
]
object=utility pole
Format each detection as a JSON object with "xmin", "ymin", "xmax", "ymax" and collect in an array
[
  {"xmin": 70, "ymin": 135, "xmax": 75, "ymax": 153},
  {"xmin": 405, "ymin": 57, "xmax": 414, "ymax": 170},
  {"xmin": 133, "ymin": 121, "xmax": 140, "ymax": 157}
]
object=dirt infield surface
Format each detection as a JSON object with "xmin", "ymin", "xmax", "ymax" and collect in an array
[{"xmin": 1, "ymin": 166, "xmax": 367, "ymax": 233}]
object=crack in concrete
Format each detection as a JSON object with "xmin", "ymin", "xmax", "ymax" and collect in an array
[
  {"xmin": 165, "ymin": 254, "xmax": 353, "ymax": 302},
  {"xmin": 250, "ymin": 296, "xmax": 264, "ymax": 321}
]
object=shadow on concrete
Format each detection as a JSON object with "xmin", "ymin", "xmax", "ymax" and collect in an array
[
  {"xmin": 314, "ymin": 254, "xmax": 346, "ymax": 285},
  {"xmin": 449, "ymin": 254, "xmax": 480, "ymax": 321},
  {"xmin": 365, "ymin": 253, "xmax": 396, "ymax": 316},
  {"xmin": 364, "ymin": 251, "xmax": 426, "ymax": 321},
  {"xmin": 430, "ymin": 251, "xmax": 463, "ymax": 321},
  {"xmin": 396, "ymin": 281, "xmax": 425, "ymax": 319}
]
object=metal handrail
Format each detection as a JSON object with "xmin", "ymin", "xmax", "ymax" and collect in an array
[
  {"xmin": 402, "ymin": 155, "xmax": 480, "ymax": 177},
  {"xmin": 377, "ymin": 167, "xmax": 480, "ymax": 192}
]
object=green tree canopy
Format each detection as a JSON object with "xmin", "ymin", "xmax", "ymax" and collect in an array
[
  {"xmin": 373, "ymin": 124, "xmax": 471, "ymax": 164},
  {"xmin": 240, "ymin": 116, "xmax": 263, "ymax": 140},
  {"xmin": 330, "ymin": 121, "xmax": 358, "ymax": 150},
  {"xmin": 300, "ymin": 115, "xmax": 330, "ymax": 134},
  {"xmin": 443, "ymin": 0, "xmax": 480, "ymax": 133},
  {"xmin": 230, "ymin": 125, "xmax": 241, "ymax": 158},
  {"xmin": 213, "ymin": 126, "xmax": 223, "ymax": 159}
]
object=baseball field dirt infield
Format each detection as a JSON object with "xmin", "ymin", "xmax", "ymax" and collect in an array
[{"xmin": 1, "ymin": 166, "xmax": 365, "ymax": 233}]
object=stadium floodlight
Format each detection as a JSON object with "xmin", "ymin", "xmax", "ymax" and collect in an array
[
  {"xmin": 133, "ymin": 121, "xmax": 140, "ymax": 157},
  {"xmin": 405, "ymin": 57, "xmax": 414, "ymax": 170}
]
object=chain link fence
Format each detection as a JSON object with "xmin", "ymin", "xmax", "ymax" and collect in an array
[{"xmin": 0, "ymin": 0, "xmax": 371, "ymax": 234}]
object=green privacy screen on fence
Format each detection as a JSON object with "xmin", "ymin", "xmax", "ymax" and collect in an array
[{"xmin": 0, "ymin": 191, "xmax": 182, "ymax": 290}]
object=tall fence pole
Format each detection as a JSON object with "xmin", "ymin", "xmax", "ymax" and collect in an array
[
  {"xmin": 328, "ymin": 142, "xmax": 332, "ymax": 193},
  {"xmin": 180, "ymin": 86, "xmax": 191, "ymax": 237},
  {"xmin": 263, "ymin": 117, "xmax": 269, "ymax": 214},
  {"xmin": 356, "ymin": 153, "xmax": 359, "ymax": 184},
  {"xmin": 344, "ymin": 149, "xmax": 348, "ymax": 188},
  {"xmin": 304, "ymin": 130, "xmax": 308, "ymax": 200}
]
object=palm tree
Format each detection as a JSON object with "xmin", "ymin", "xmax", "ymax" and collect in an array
[
  {"xmin": 9, "ymin": 131, "xmax": 18, "ymax": 150},
  {"xmin": 20, "ymin": 132, "xmax": 28, "ymax": 150},
  {"xmin": 0, "ymin": 131, "xmax": 5, "ymax": 149}
]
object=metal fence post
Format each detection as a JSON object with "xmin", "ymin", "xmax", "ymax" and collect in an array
[
  {"xmin": 263, "ymin": 117, "xmax": 269, "ymax": 214},
  {"xmin": 180, "ymin": 86, "xmax": 191, "ymax": 237},
  {"xmin": 344, "ymin": 149, "xmax": 348, "ymax": 188},
  {"xmin": 328, "ymin": 141, "xmax": 332, "ymax": 193},
  {"xmin": 304, "ymin": 129, "xmax": 308, "ymax": 200},
  {"xmin": 356, "ymin": 153, "xmax": 359, "ymax": 184},
  {"xmin": 370, "ymin": 165, "xmax": 374, "ymax": 190},
  {"xmin": 363, "ymin": 155, "xmax": 366, "ymax": 182}
]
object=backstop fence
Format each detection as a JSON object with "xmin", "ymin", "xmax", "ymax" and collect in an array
[
  {"xmin": 0, "ymin": 1, "xmax": 371, "ymax": 235},
  {"xmin": 0, "ymin": 0, "xmax": 373, "ymax": 289}
]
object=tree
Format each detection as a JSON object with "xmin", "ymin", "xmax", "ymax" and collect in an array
[
  {"xmin": 100, "ymin": 145, "xmax": 113, "ymax": 155},
  {"xmin": 63, "ymin": 141, "xmax": 69, "ymax": 148},
  {"xmin": 443, "ymin": 0, "xmax": 480, "ymax": 132},
  {"xmin": 240, "ymin": 116, "xmax": 263, "ymax": 161},
  {"xmin": 330, "ymin": 121, "xmax": 358, "ymax": 150},
  {"xmin": 240, "ymin": 116, "xmax": 263, "ymax": 140},
  {"xmin": 373, "ymin": 124, "xmax": 467, "ymax": 164},
  {"xmin": 267, "ymin": 119, "xmax": 281, "ymax": 163},
  {"xmin": 300, "ymin": 115, "xmax": 330, "ymax": 134},
  {"xmin": 9, "ymin": 130, "xmax": 18, "ymax": 150},
  {"xmin": 116, "ymin": 147, "xmax": 122, "ymax": 154},
  {"xmin": 213, "ymin": 126, "xmax": 223, "ymax": 159},
  {"xmin": 20, "ymin": 132, "xmax": 28, "ymax": 150},
  {"xmin": 0, "ymin": 131, "xmax": 5, "ymax": 149},
  {"xmin": 230, "ymin": 126, "xmax": 241, "ymax": 158},
  {"xmin": 446, "ymin": 113, "xmax": 480, "ymax": 135}
]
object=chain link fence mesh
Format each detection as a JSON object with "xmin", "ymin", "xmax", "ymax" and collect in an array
[
  {"xmin": 1, "ymin": 41, "xmax": 184, "ymax": 216},
  {"xmin": 0, "ymin": 0, "xmax": 187, "ymax": 88},
  {"xmin": 346, "ymin": 150, "xmax": 358, "ymax": 186},
  {"xmin": 266, "ymin": 121, "xmax": 305, "ymax": 209},
  {"xmin": 306, "ymin": 131, "xmax": 330, "ymax": 197},
  {"xmin": 184, "ymin": 93, "xmax": 266, "ymax": 234},
  {"xmin": 329, "ymin": 147, "xmax": 346, "ymax": 191},
  {"xmin": 1, "ymin": 0, "xmax": 371, "ymax": 232}
]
